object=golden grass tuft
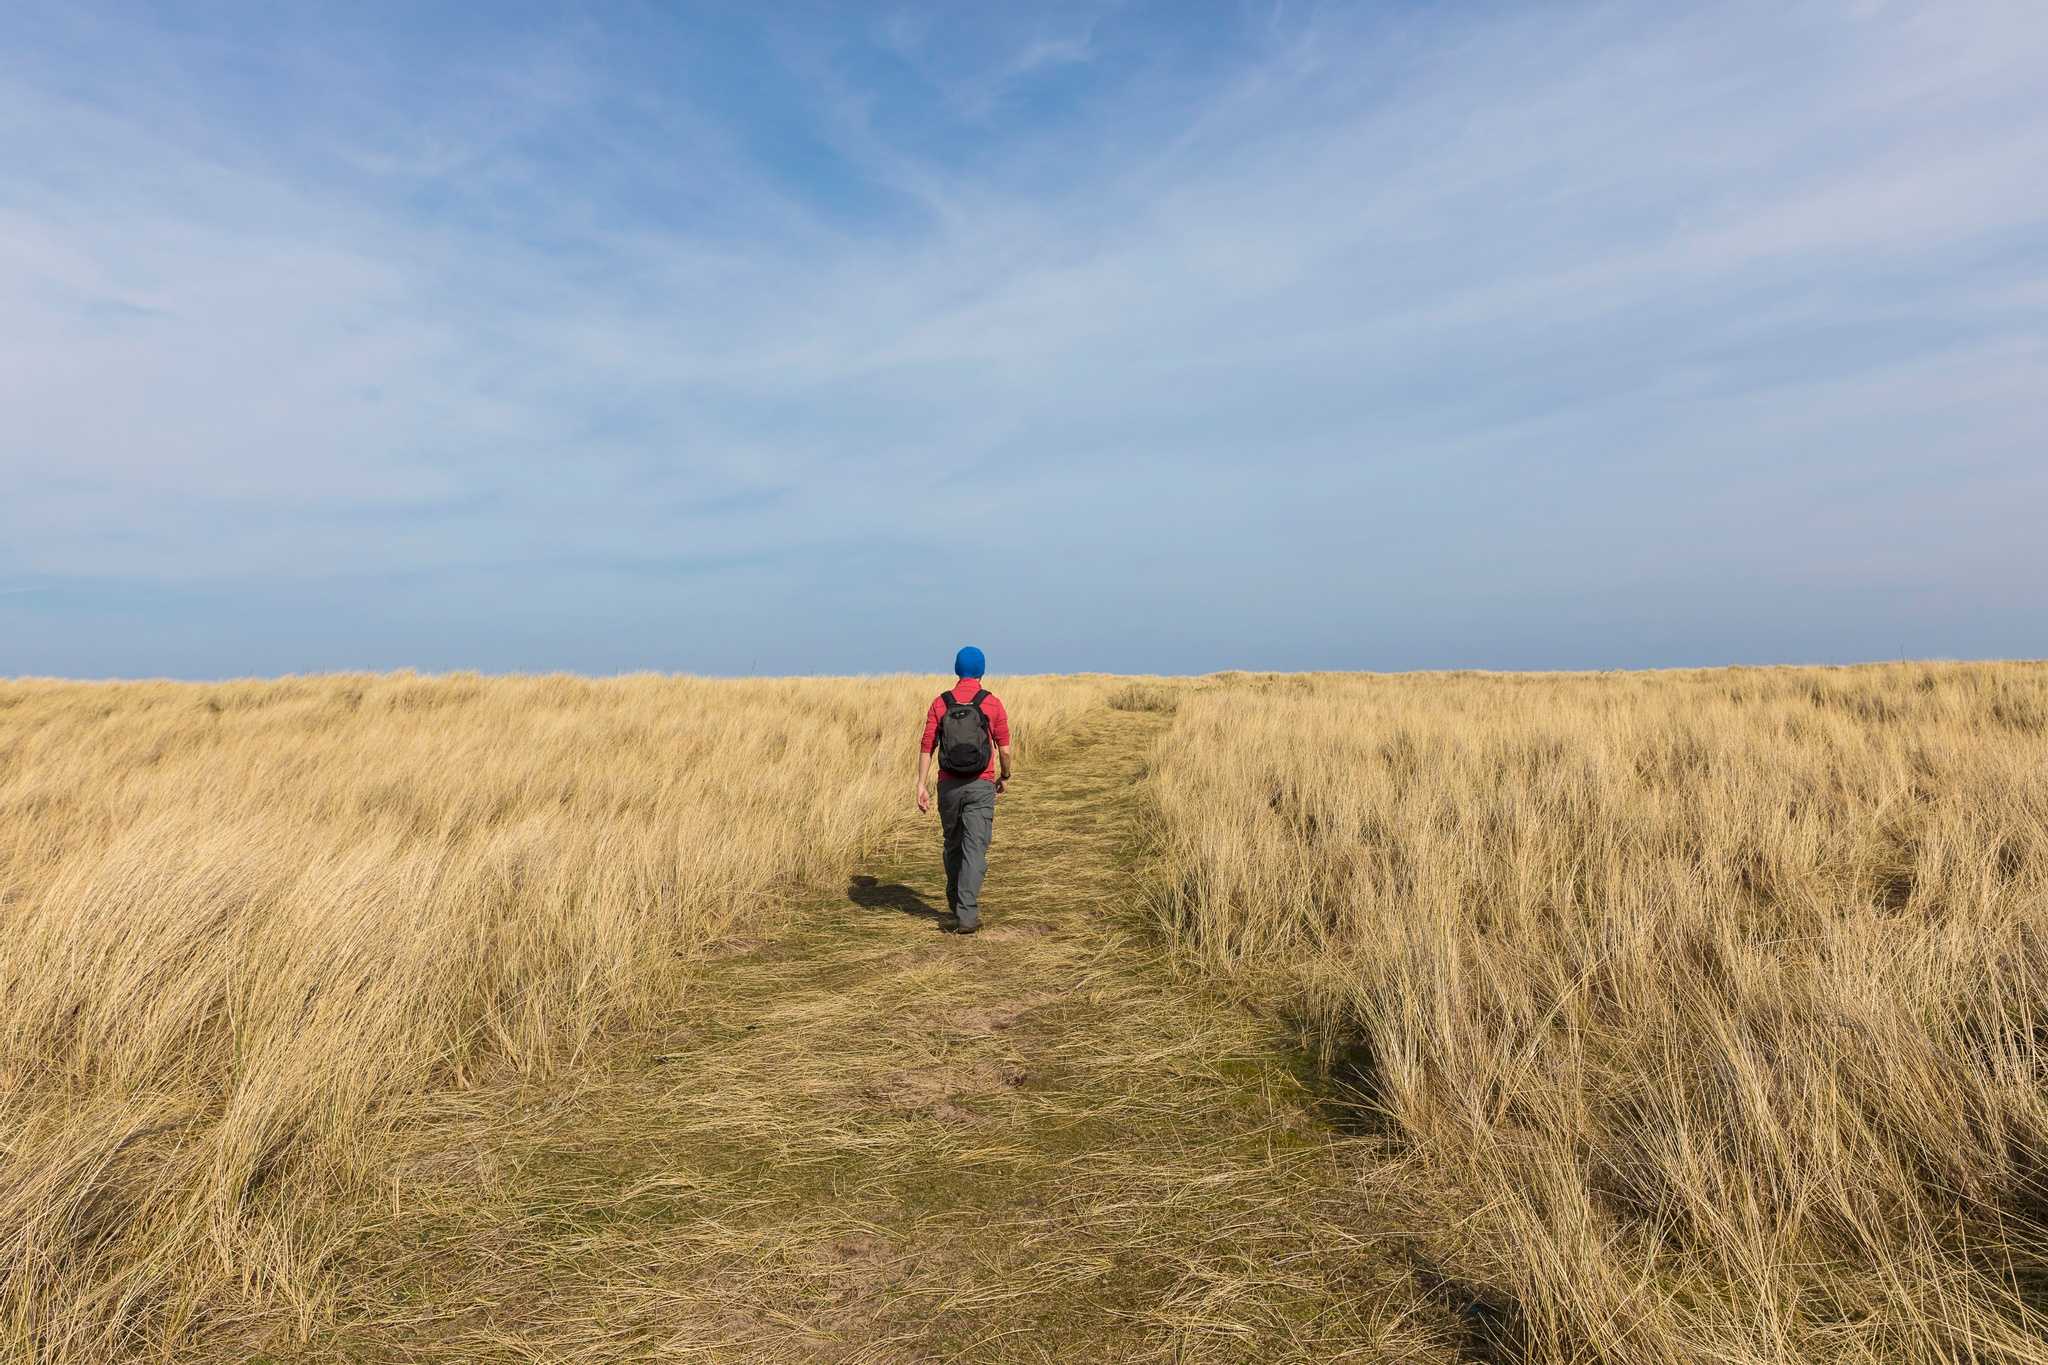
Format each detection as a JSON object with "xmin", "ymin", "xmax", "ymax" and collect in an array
[
  {"xmin": 1106, "ymin": 682, "xmax": 1181, "ymax": 714},
  {"xmin": 1148, "ymin": 661, "xmax": 2048, "ymax": 1362},
  {"xmin": 0, "ymin": 670, "xmax": 1109, "ymax": 1358}
]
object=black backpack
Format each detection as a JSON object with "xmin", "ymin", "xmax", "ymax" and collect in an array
[{"xmin": 936, "ymin": 689, "xmax": 993, "ymax": 773}]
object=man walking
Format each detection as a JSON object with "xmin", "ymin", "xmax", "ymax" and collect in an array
[{"xmin": 915, "ymin": 646, "xmax": 1012, "ymax": 935}]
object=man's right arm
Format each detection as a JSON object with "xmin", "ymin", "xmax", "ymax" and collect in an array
[{"xmin": 915, "ymin": 699, "xmax": 938, "ymax": 812}]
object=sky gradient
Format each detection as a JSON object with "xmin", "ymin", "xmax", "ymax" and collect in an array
[{"xmin": 5, "ymin": 1, "xmax": 2045, "ymax": 678}]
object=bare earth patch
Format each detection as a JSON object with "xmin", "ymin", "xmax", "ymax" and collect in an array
[{"xmin": 861, "ymin": 1061, "xmax": 1030, "ymax": 1123}]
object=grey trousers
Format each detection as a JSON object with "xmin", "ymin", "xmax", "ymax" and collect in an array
[{"xmin": 937, "ymin": 777, "xmax": 997, "ymax": 928}]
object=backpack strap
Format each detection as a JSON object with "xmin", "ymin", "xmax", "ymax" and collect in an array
[{"xmin": 968, "ymin": 689, "xmax": 989, "ymax": 710}]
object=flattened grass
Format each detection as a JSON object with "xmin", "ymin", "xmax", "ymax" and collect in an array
[{"xmin": 252, "ymin": 703, "xmax": 1453, "ymax": 1363}]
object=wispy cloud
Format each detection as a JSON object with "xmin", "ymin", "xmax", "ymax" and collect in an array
[{"xmin": 3, "ymin": 1, "xmax": 2044, "ymax": 675}]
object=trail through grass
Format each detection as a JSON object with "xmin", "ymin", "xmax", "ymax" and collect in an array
[{"xmin": 252, "ymin": 702, "xmax": 1455, "ymax": 1362}]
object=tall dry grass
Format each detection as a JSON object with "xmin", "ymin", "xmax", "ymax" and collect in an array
[
  {"xmin": 1150, "ymin": 663, "xmax": 2048, "ymax": 1363},
  {"xmin": 0, "ymin": 670, "xmax": 1105, "ymax": 1359}
]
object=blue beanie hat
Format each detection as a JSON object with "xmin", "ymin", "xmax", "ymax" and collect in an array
[{"xmin": 953, "ymin": 645, "xmax": 986, "ymax": 679}]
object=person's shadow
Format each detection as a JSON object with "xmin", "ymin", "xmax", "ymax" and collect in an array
[{"xmin": 847, "ymin": 874, "xmax": 948, "ymax": 924}]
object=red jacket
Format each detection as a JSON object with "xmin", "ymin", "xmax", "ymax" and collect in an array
[{"xmin": 920, "ymin": 680, "xmax": 1011, "ymax": 781}]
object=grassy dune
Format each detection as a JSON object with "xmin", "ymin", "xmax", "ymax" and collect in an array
[
  {"xmin": 0, "ymin": 671, "xmax": 1110, "ymax": 1357},
  {"xmin": 1147, "ymin": 662, "xmax": 2048, "ymax": 1362},
  {"xmin": 11, "ymin": 663, "xmax": 2048, "ymax": 1361}
]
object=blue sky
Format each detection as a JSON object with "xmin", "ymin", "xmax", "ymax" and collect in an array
[{"xmin": 4, "ymin": 1, "xmax": 2044, "ymax": 678}]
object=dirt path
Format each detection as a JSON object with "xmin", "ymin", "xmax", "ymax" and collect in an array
[{"xmin": 282, "ymin": 704, "xmax": 1452, "ymax": 1363}]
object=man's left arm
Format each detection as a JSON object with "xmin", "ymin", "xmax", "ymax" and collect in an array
[{"xmin": 992, "ymin": 699, "xmax": 1014, "ymax": 794}]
